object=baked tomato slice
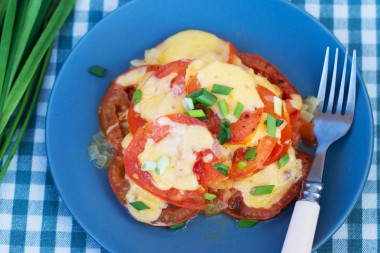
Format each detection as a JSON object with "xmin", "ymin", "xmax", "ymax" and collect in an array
[
  {"xmin": 99, "ymin": 65, "xmax": 158, "ymax": 150},
  {"xmin": 124, "ymin": 114, "xmax": 223, "ymax": 210},
  {"xmin": 127, "ymin": 60, "xmax": 191, "ymax": 135},
  {"xmin": 229, "ymin": 109, "xmax": 263, "ymax": 144}
]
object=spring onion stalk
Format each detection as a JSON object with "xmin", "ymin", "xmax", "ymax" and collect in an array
[
  {"xmin": 169, "ymin": 222, "xmax": 187, "ymax": 230},
  {"xmin": 156, "ymin": 155, "xmax": 169, "ymax": 175},
  {"xmin": 273, "ymin": 96, "xmax": 282, "ymax": 117},
  {"xmin": 212, "ymin": 163, "xmax": 229, "ymax": 176},
  {"xmin": 193, "ymin": 89, "xmax": 217, "ymax": 107},
  {"xmin": 129, "ymin": 201, "xmax": 150, "ymax": 211},
  {"xmin": 182, "ymin": 98, "xmax": 194, "ymax": 111},
  {"xmin": 141, "ymin": 161, "xmax": 156, "ymax": 171},
  {"xmin": 203, "ymin": 193, "xmax": 216, "ymax": 201},
  {"xmin": 0, "ymin": 1, "xmax": 8, "ymax": 29},
  {"xmin": 234, "ymin": 102, "xmax": 244, "ymax": 118},
  {"xmin": 238, "ymin": 219, "xmax": 259, "ymax": 228},
  {"xmin": 264, "ymin": 119, "xmax": 284, "ymax": 127},
  {"xmin": 244, "ymin": 147, "xmax": 257, "ymax": 161},
  {"xmin": 89, "ymin": 65, "xmax": 107, "ymax": 77},
  {"xmin": 211, "ymin": 84, "xmax": 233, "ymax": 95},
  {"xmin": 218, "ymin": 99, "xmax": 229, "ymax": 117},
  {"xmin": 237, "ymin": 161, "xmax": 247, "ymax": 169},
  {"xmin": 133, "ymin": 89, "xmax": 142, "ymax": 105},
  {"xmin": 0, "ymin": 0, "xmax": 76, "ymax": 137},
  {"xmin": 266, "ymin": 114, "xmax": 276, "ymax": 137},
  {"xmin": 187, "ymin": 109, "xmax": 206, "ymax": 118},
  {"xmin": 186, "ymin": 88, "xmax": 205, "ymax": 99},
  {"xmin": 217, "ymin": 118, "xmax": 231, "ymax": 145},
  {"xmin": 250, "ymin": 185, "xmax": 275, "ymax": 196},
  {"xmin": 278, "ymin": 153, "xmax": 290, "ymax": 168}
]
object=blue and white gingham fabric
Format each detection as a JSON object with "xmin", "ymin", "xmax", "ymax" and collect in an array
[{"xmin": 0, "ymin": 0, "xmax": 378, "ymax": 252}]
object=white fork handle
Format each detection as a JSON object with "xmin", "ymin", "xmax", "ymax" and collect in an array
[{"xmin": 281, "ymin": 200, "xmax": 320, "ymax": 253}]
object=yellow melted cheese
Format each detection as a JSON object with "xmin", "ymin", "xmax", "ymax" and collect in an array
[
  {"xmin": 195, "ymin": 61, "xmax": 264, "ymax": 123},
  {"xmin": 121, "ymin": 133, "xmax": 133, "ymax": 150},
  {"xmin": 125, "ymin": 175, "xmax": 167, "ymax": 223},
  {"xmin": 145, "ymin": 30, "xmax": 229, "ymax": 65},
  {"xmin": 115, "ymin": 66, "xmax": 148, "ymax": 87},
  {"xmin": 138, "ymin": 116, "xmax": 215, "ymax": 191},
  {"xmin": 134, "ymin": 73, "xmax": 186, "ymax": 122}
]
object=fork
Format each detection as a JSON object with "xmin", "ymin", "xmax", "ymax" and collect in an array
[{"xmin": 281, "ymin": 47, "xmax": 357, "ymax": 253}]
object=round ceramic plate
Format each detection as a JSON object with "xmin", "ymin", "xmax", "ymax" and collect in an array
[{"xmin": 46, "ymin": 0, "xmax": 374, "ymax": 252}]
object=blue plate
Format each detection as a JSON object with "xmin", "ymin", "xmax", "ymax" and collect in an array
[{"xmin": 46, "ymin": 0, "xmax": 374, "ymax": 252}]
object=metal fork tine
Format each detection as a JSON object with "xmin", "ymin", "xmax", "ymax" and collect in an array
[
  {"xmin": 336, "ymin": 50, "xmax": 348, "ymax": 114},
  {"xmin": 326, "ymin": 48, "xmax": 339, "ymax": 112},
  {"xmin": 317, "ymin": 47, "xmax": 330, "ymax": 111},
  {"xmin": 345, "ymin": 50, "xmax": 356, "ymax": 115}
]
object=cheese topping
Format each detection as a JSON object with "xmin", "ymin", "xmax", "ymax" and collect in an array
[
  {"xmin": 252, "ymin": 74, "xmax": 283, "ymax": 97},
  {"xmin": 138, "ymin": 117, "xmax": 215, "ymax": 191},
  {"xmin": 125, "ymin": 175, "xmax": 167, "ymax": 223},
  {"xmin": 195, "ymin": 61, "xmax": 264, "ymax": 123},
  {"xmin": 290, "ymin": 93, "xmax": 302, "ymax": 110},
  {"xmin": 121, "ymin": 133, "xmax": 133, "ymax": 150},
  {"xmin": 115, "ymin": 66, "xmax": 148, "ymax": 87},
  {"xmin": 134, "ymin": 73, "xmax": 186, "ymax": 121},
  {"xmin": 145, "ymin": 30, "xmax": 229, "ymax": 65}
]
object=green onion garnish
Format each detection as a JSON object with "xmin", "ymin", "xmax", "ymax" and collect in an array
[
  {"xmin": 89, "ymin": 66, "xmax": 107, "ymax": 77},
  {"xmin": 203, "ymin": 193, "xmax": 216, "ymax": 200},
  {"xmin": 221, "ymin": 118, "xmax": 231, "ymax": 128},
  {"xmin": 217, "ymin": 118, "xmax": 231, "ymax": 145},
  {"xmin": 211, "ymin": 84, "xmax": 233, "ymax": 95},
  {"xmin": 234, "ymin": 102, "xmax": 244, "ymax": 118},
  {"xmin": 156, "ymin": 155, "xmax": 169, "ymax": 175},
  {"xmin": 182, "ymin": 98, "xmax": 194, "ymax": 111},
  {"xmin": 212, "ymin": 163, "xmax": 229, "ymax": 176},
  {"xmin": 238, "ymin": 219, "xmax": 259, "ymax": 228},
  {"xmin": 273, "ymin": 96, "xmax": 282, "ymax": 116},
  {"xmin": 250, "ymin": 185, "xmax": 275, "ymax": 196},
  {"xmin": 264, "ymin": 119, "xmax": 284, "ymax": 127},
  {"xmin": 129, "ymin": 201, "xmax": 150, "ymax": 210},
  {"xmin": 279, "ymin": 153, "xmax": 290, "ymax": 168},
  {"xmin": 187, "ymin": 109, "xmax": 206, "ymax": 118},
  {"xmin": 141, "ymin": 161, "xmax": 156, "ymax": 171},
  {"xmin": 266, "ymin": 114, "xmax": 276, "ymax": 137},
  {"xmin": 169, "ymin": 222, "xmax": 187, "ymax": 230},
  {"xmin": 133, "ymin": 89, "xmax": 142, "ymax": 105},
  {"xmin": 187, "ymin": 88, "xmax": 206, "ymax": 99},
  {"xmin": 193, "ymin": 89, "xmax": 217, "ymax": 107},
  {"xmin": 244, "ymin": 147, "xmax": 257, "ymax": 161},
  {"xmin": 218, "ymin": 99, "xmax": 229, "ymax": 117},
  {"xmin": 237, "ymin": 161, "xmax": 247, "ymax": 169}
]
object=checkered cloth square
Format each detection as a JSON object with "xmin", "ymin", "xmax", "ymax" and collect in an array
[{"xmin": 0, "ymin": 0, "xmax": 378, "ymax": 252}]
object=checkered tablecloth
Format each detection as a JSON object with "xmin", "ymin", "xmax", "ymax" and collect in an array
[{"xmin": 0, "ymin": 0, "xmax": 378, "ymax": 252}]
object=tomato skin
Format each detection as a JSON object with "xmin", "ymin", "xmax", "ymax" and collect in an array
[
  {"xmin": 228, "ymin": 136, "xmax": 277, "ymax": 180},
  {"xmin": 127, "ymin": 103, "xmax": 147, "ymax": 135},
  {"xmin": 229, "ymin": 109, "xmax": 263, "ymax": 144},
  {"xmin": 227, "ymin": 42, "xmax": 239, "ymax": 63},
  {"xmin": 124, "ymin": 114, "xmax": 221, "ymax": 210}
]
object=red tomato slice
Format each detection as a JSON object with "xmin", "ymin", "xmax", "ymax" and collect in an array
[
  {"xmin": 229, "ymin": 109, "xmax": 263, "ymax": 144},
  {"xmin": 124, "ymin": 114, "xmax": 221, "ymax": 210},
  {"xmin": 227, "ymin": 41, "xmax": 239, "ymax": 64},
  {"xmin": 228, "ymin": 136, "xmax": 277, "ymax": 180},
  {"xmin": 127, "ymin": 103, "xmax": 147, "ymax": 135}
]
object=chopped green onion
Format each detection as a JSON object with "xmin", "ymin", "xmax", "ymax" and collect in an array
[
  {"xmin": 244, "ymin": 147, "xmax": 257, "ymax": 161},
  {"xmin": 129, "ymin": 201, "xmax": 150, "ymax": 211},
  {"xmin": 278, "ymin": 153, "xmax": 290, "ymax": 168},
  {"xmin": 250, "ymin": 185, "xmax": 275, "ymax": 196},
  {"xmin": 133, "ymin": 89, "xmax": 142, "ymax": 105},
  {"xmin": 156, "ymin": 155, "xmax": 170, "ymax": 175},
  {"xmin": 273, "ymin": 96, "xmax": 282, "ymax": 116},
  {"xmin": 141, "ymin": 161, "xmax": 156, "ymax": 171},
  {"xmin": 217, "ymin": 118, "xmax": 231, "ymax": 145},
  {"xmin": 89, "ymin": 65, "xmax": 107, "ymax": 77},
  {"xmin": 212, "ymin": 163, "xmax": 229, "ymax": 176},
  {"xmin": 218, "ymin": 99, "xmax": 229, "ymax": 117},
  {"xmin": 266, "ymin": 114, "xmax": 276, "ymax": 137},
  {"xmin": 211, "ymin": 84, "xmax": 233, "ymax": 95},
  {"xmin": 237, "ymin": 161, "xmax": 247, "ymax": 169},
  {"xmin": 187, "ymin": 109, "xmax": 206, "ymax": 118},
  {"xmin": 142, "ymin": 125, "xmax": 146, "ymax": 130},
  {"xmin": 203, "ymin": 193, "xmax": 216, "ymax": 200},
  {"xmin": 182, "ymin": 97, "xmax": 194, "ymax": 111},
  {"xmin": 234, "ymin": 102, "xmax": 244, "ymax": 118},
  {"xmin": 169, "ymin": 222, "xmax": 186, "ymax": 230},
  {"xmin": 238, "ymin": 219, "xmax": 259, "ymax": 228},
  {"xmin": 193, "ymin": 89, "xmax": 217, "ymax": 107},
  {"xmin": 264, "ymin": 119, "xmax": 284, "ymax": 127},
  {"xmin": 186, "ymin": 88, "xmax": 205, "ymax": 99},
  {"xmin": 221, "ymin": 118, "xmax": 231, "ymax": 128}
]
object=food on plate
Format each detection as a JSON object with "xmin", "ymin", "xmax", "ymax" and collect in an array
[{"xmin": 95, "ymin": 30, "xmax": 316, "ymax": 227}]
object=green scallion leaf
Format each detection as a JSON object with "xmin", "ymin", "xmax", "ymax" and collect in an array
[
  {"xmin": 221, "ymin": 118, "xmax": 231, "ymax": 128},
  {"xmin": 266, "ymin": 114, "xmax": 276, "ymax": 137},
  {"xmin": 244, "ymin": 147, "xmax": 257, "ymax": 161},
  {"xmin": 141, "ymin": 161, "xmax": 156, "ymax": 171},
  {"xmin": 218, "ymin": 99, "xmax": 229, "ymax": 117},
  {"xmin": 156, "ymin": 155, "xmax": 169, "ymax": 175},
  {"xmin": 237, "ymin": 161, "xmax": 247, "ymax": 169},
  {"xmin": 273, "ymin": 96, "xmax": 282, "ymax": 116},
  {"xmin": 169, "ymin": 222, "xmax": 187, "ymax": 230},
  {"xmin": 211, "ymin": 84, "xmax": 233, "ymax": 95},
  {"xmin": 193, "ymin": 89, "xmax": 217, "ymax": 107},
  {"xmin": 238, "ymin": 219, "xmax": 259, "ymax": 228},
  {"xmin": 212, "ymin": 163, "xmax": 229, "ymax": 176},
  {"xmin": 187, "ymin": 109, "xmax": 206, "ymax": 118},
  {"xmin": 186, "ymin": 88, "xmax": 205, "ymax": 99},
  {"xmin": 250, "ymin": 185, "xmax": 275, "ymax": 196},
  {"xmin": 203, "ymin": 193, "xmax": 216, "ymax": 200},
  {"xmin": 278, "ymin": 153, "xmax": 290, "ymax": 168},
  {"xmin": 89, "ymin": 65, "xmax": 107, "ymax": 77},
  {"xmin": 129, "ymin": 201, "xmax": 150, "ymax": 211},
  {"xmin": 264, "ymin": 119, "xmax": 284, "ymax": 127},
  {"xmin": 133, "ymin": 89, "xmax": 142, "ymax": 105},
  {"xmin": 217, "ymin": 118, "xmax": 231, "ymax": 145},
  {"xmin": 234, "ymin": 102, "xmax": 244, "ymax": 118}
]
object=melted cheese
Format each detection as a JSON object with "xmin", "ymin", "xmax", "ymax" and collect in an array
[
  {"xmin": 134, "ymin": 73, "xmax": 186, "ymax": 121},
  {"xmin": 145, "ymin": 30, "xmax": 229, "ymax": 65},
  {"xmin": 125, "ymin": 176, "xmax": 167, "ymax": 223},
  {"xmin": 252, "ymin": 74, "xmax": 283, "ymax": 97},
  {"xmin": 121, "ymin": 133, "xmax": 133, "ymax": 150},
  {"xmin": 218, "ymin": 147, "xmax": 302, "ymax": 209},
  {"xmin": 195, "ymin": 61, "xmax": 263, "ymax": 123},
  {"xmin": 115, "ymin": 66, "xmax": 148, "ymax": 87},
  {"xmin": 290, "ymin": 94, "xmax": 302, "ymax": 110},
  {"xmin": 138, "ymin": 117, "xmax": 214, "ymax": 191}
]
